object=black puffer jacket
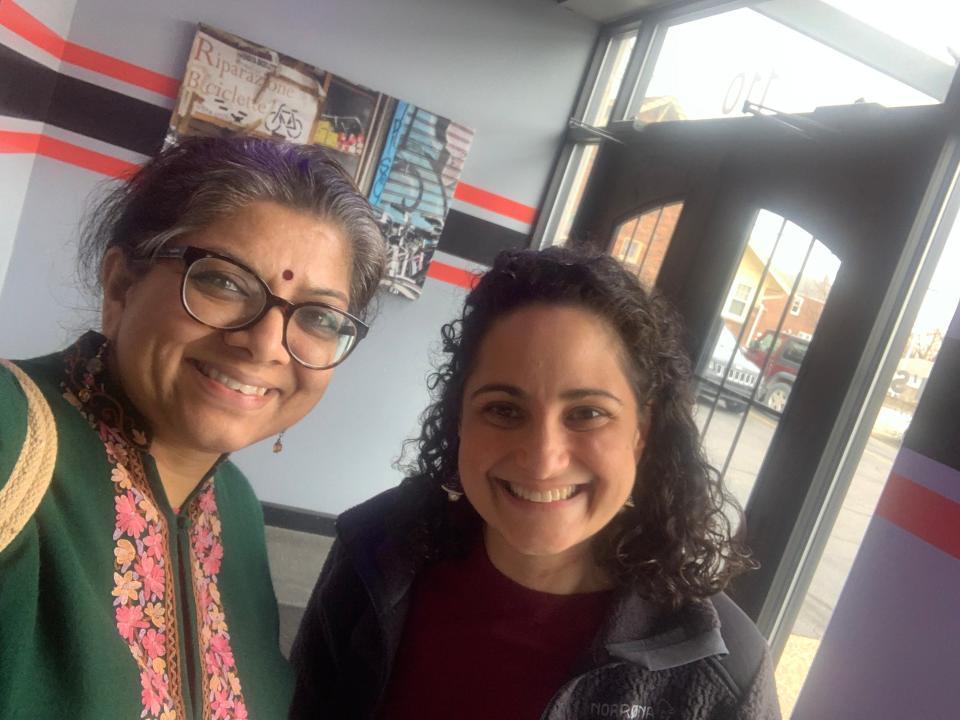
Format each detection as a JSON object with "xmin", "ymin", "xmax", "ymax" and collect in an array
[{"xmin": 289, "ymin": 483, "xmax": 781, "ymax": 720}]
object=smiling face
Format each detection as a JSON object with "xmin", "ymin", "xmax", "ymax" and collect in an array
[
  {"xmin": 458, "ymin": 303, "xmax": 647, "ymax": 583},
  {"xmin": 101, "ymin": 200, "xmax": 353, "ymax": 456}
]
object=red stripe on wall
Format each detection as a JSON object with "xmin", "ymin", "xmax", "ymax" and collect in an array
[
  {"xmin": 0, "ymin": 0, "xmax": 66, "ymax": 57},
  {"xmin": 2, "ymin": 1, "xmax": 180, "ymax": 98},
  {"xmin": 37, "ymin": 135, "xmax": 140, "ymax": 178},
  {"xmin": 0, "ymin": 131, "xmax": 139, "ymax": 178},
  {"xmin": 426, "ymin": 261, "xmax": 479, "ymax": 290},
  {"xmin": 2, "ymin": 132, "xmax": 476, "ymax": 290},
  {"xmin": 0, "ymin": 130, "xmax": 41, "ymax": 153},
  {"xmin": 61, "ymin": 42, "xmax": 181, "ymax": 98},
  {"xmin": 454, "ymin": 182, "xmax": 538, "ymax": 225},
  {"xmin": 876, "ymin": 472, "xmax": 960, "ymax": 559}
]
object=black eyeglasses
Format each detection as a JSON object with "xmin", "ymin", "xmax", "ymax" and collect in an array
[{"xmin": 152, "ymin": 246, "xmax": 367, "ymax": 370}]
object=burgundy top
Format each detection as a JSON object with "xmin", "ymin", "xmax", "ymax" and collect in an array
[{"xmin": 381, "ymin": 541, "xmax": 613, "ymax": 720}]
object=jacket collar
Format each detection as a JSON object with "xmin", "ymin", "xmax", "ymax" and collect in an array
[
  {"xmin": 62, "ymin": 331, "xmax": 152, "ymax": 452},
  {"xmin": 592, "ymin": 590, "xmax": 728, "ymax": 671}
]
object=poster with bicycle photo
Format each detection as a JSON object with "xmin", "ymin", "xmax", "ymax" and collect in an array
[
  {"xmin": 166, "ymin": 24, "xmax": 389, "ymax": 187},
  {"xmin": 368, "ymin": 102, "xmax": 474, "ymax": 299}
]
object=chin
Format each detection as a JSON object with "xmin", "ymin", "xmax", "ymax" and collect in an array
[
  {"xmin": 501, "ymin": 530, "xmax": 585, "ymax": 558},
  {"xmin": 183, "ymin": 424, "xmax": 266, "ymax": 455}
]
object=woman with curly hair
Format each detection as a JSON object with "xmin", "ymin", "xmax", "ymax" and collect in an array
[{"xmin": 290, "ymin": 247, "xmax": 780, "ymax": 719}]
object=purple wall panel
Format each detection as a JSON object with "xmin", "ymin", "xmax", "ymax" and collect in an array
[
  {"xmin": 948, "ymin": 306, "xmax": 960, "ymax": 341},
  {"xmin": 892, "ymin": 448, "xmax": 960, "ymax": 504},
  {"xmin": 793, "ymin": 518, "xmax": 960, "ymax": 720}
]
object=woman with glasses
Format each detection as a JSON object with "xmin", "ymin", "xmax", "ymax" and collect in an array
[
  {"xmin": 0, "ymin": 136, "xmax": 385, "ymax": 719},
  {"xmin": 290, "ymin": 247, "xmax": 780, "ymax": 719}
]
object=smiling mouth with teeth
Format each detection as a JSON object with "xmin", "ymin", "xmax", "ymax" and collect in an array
[
  {"xmin": 195, "ymin": 362, "xmax": 270, "ymax": 397},
  {"xmin": 501, "ymin": 480, "xmax": 583, "ymax": 504}
]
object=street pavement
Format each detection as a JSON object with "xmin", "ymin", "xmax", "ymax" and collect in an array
[{"xmin": 692, "ymin": 399, "xmax": 897, "ymax": 639}]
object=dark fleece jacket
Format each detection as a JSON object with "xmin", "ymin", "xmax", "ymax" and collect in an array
[{"xmin": 289, "ymin": 483, "xmax": 781, "ymax": 720}]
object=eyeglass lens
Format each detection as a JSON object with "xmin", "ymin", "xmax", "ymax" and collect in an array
[{"xmin": 183, "ymin": 256, "xmax": 357, "ymax": 368}]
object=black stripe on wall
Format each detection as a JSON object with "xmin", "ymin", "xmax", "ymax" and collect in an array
[
  {"xmin": 903, "ymin": 334, "xmax": 960, "ymax": 471},
  {"xmin": 438, "ymin": 208, "xmax": 531, "ymax": 266},
  {"xmin": 46, "ymin": 71, "xmax": 169, "ymax": 157},
  {"xmin": 262, "ymin": 501, "xmax": 337, "ymax": 536},
  {"xmin": 2, "ymin": 44, "xmax": 529, "ymax": 267},
  {"xmin": 1, "ymin": 43, "xmax": 169, "ymax": 156},
  {"xmin": 0, "ymin": 42, "xmax": 58, "ymax": 122}
]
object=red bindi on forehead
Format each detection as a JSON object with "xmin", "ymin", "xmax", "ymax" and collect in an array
[{"xmin": 282, "ymin": 269, "xmax": 294, "ymax": 281}]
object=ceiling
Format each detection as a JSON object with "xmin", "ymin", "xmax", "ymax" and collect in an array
[{"xmin": 556, "ymin": 0, "xmax": 692, "ymax": 24}]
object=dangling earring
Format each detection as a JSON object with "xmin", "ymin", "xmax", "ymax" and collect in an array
[
  {"xmin": 440, "ymin": 474, "xmax": 464, "ymax": 502},
  {"xmin": 87, "ymin": 337, "xmax": 109, "ymax": 374},
  {"xmin": 273, "ymin": 430, "xmax": 286, "ymax": 454}
]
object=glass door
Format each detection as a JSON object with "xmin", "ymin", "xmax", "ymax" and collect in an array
[{"xmin": 569, "ymin": 99, "xmax": 953, "ymax": 641}]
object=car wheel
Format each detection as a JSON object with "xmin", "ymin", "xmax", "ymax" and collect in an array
[{"xmin": 765, "ymin": 382, "xmax": 791, "ymax": 413}]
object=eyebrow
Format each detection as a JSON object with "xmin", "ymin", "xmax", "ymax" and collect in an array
[
  {"xmin": 470, "ymin": 383, "xmax": 623, "ymax": 405},
  {"xmin": 202, "ymin": 244, "xmax": 349, "ymax": 304}
]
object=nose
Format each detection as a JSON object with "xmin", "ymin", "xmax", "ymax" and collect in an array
[
  {"xmin": 221, "ymin": 306, "xmax": 291, "ymax": 365},
  {"xmin": 515, "ymin": 418, "xmax": 570, "ymax": 480}
]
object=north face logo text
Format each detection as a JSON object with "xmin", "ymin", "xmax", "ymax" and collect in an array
[{"xmin": 590, "ymin": 703, "xmax": 654, "ymax": 718}]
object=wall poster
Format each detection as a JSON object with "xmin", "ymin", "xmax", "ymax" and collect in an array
[
  {"xmin": 166, "ymin": 22, "xmax": 474, "ymax": 294},
  {"xmin": 369, "ymin": 103, "xmax": 473, "ymax": 299}
]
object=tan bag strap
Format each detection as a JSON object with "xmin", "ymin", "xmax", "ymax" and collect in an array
[{"xmin": 0, "ymin": 359, "xmax": 58, "ymax": 553}]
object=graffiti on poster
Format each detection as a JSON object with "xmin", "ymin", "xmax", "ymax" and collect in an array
[{"xmin": 368, "ymin": 103, "xmax": 474, "ymax": 299}]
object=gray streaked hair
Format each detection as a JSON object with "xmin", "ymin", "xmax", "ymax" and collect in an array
[{"xmin": 79, "ymin": 135, "xmax": 387, "ymax": 317}]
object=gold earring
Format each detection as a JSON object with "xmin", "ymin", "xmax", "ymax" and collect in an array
[{"xmin": 273, "ymin": 430, "xmax": 285, "ymax": 454}]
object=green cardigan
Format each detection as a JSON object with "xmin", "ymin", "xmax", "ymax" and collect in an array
[{"xmin": 0, "ymin": 334, "xmax": 294, "ymax": 719}]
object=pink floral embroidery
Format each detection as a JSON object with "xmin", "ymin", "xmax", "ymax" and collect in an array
[
  {"xmin": 115, "ymin": 491, "xmax": 148, "ymax": 537},
  {"xmin": 106, "ymin": 451, "xmax": 182, "ymax": 720},
  {"xmin": 116, "ymin": 604, "xmax": 149, "ymax": 641},
  {"xmin": 189, "ymin": 484, "xmax": 247, "ymax": 718},
  {"xmin": 62, "ymin": 366, "xmax": 185, "ymax": 720},
  {"xmin": 64, "ymin": 341, "xmax": 247, "ymax": 720},
  {"xmin": 141, "ymin": 669, "xmax": 164, "ymax": 716}
]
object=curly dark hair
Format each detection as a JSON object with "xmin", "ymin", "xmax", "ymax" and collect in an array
[{"xmin": 401, "ymin": 246, "xmax": 755, "ymax": 608}]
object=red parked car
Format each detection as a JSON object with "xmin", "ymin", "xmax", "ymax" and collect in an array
[{"xmin": 744, "ymin": 330, "xmax": 810, "ymax": 413}]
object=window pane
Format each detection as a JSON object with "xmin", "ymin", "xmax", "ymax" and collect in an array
[
  {"xmin": 632, "ymin": 8, "xmax": 938, "ymax": 125},
  {"xmin": 548, "ymin": 144, "xmax": 599, "ymax": 246},
  {"xmin": 584, "ymin": 30, "xmax": 638, "ymax": 127},
  {"xmin": 822, "ymin": 0, "xmax": 960, "ymax": 67},
  {"xmin": 694, "ymin": 210, "xmax": 841, "ymax": 510},
  {"xmin": 609, "ymin": 201, "xmax": 683, "ymax": 288}
]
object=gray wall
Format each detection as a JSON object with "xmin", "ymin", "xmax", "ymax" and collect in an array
[
  {"xmin": 65, "ymin": 0, "xmax": 596, "ymax": 207},
  {"xmin": 0, "ymin": 154, "xmax": 37, "ymax": 292},
  {"xmin": 0, "ymin": 0, "xmax": 77, "ymax": 292},
  {"xmin": 0, "ymin": 0, "xmax": 597, "ymax": 514}
]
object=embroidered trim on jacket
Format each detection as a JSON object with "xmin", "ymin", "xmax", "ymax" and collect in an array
[
  {"xmin": 61, "ymin": 338, "xmax": 246, "ymax": 720},
  {"xmin": 190, "ymin": 485, "xmax": 249, "ymax": 720}
]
